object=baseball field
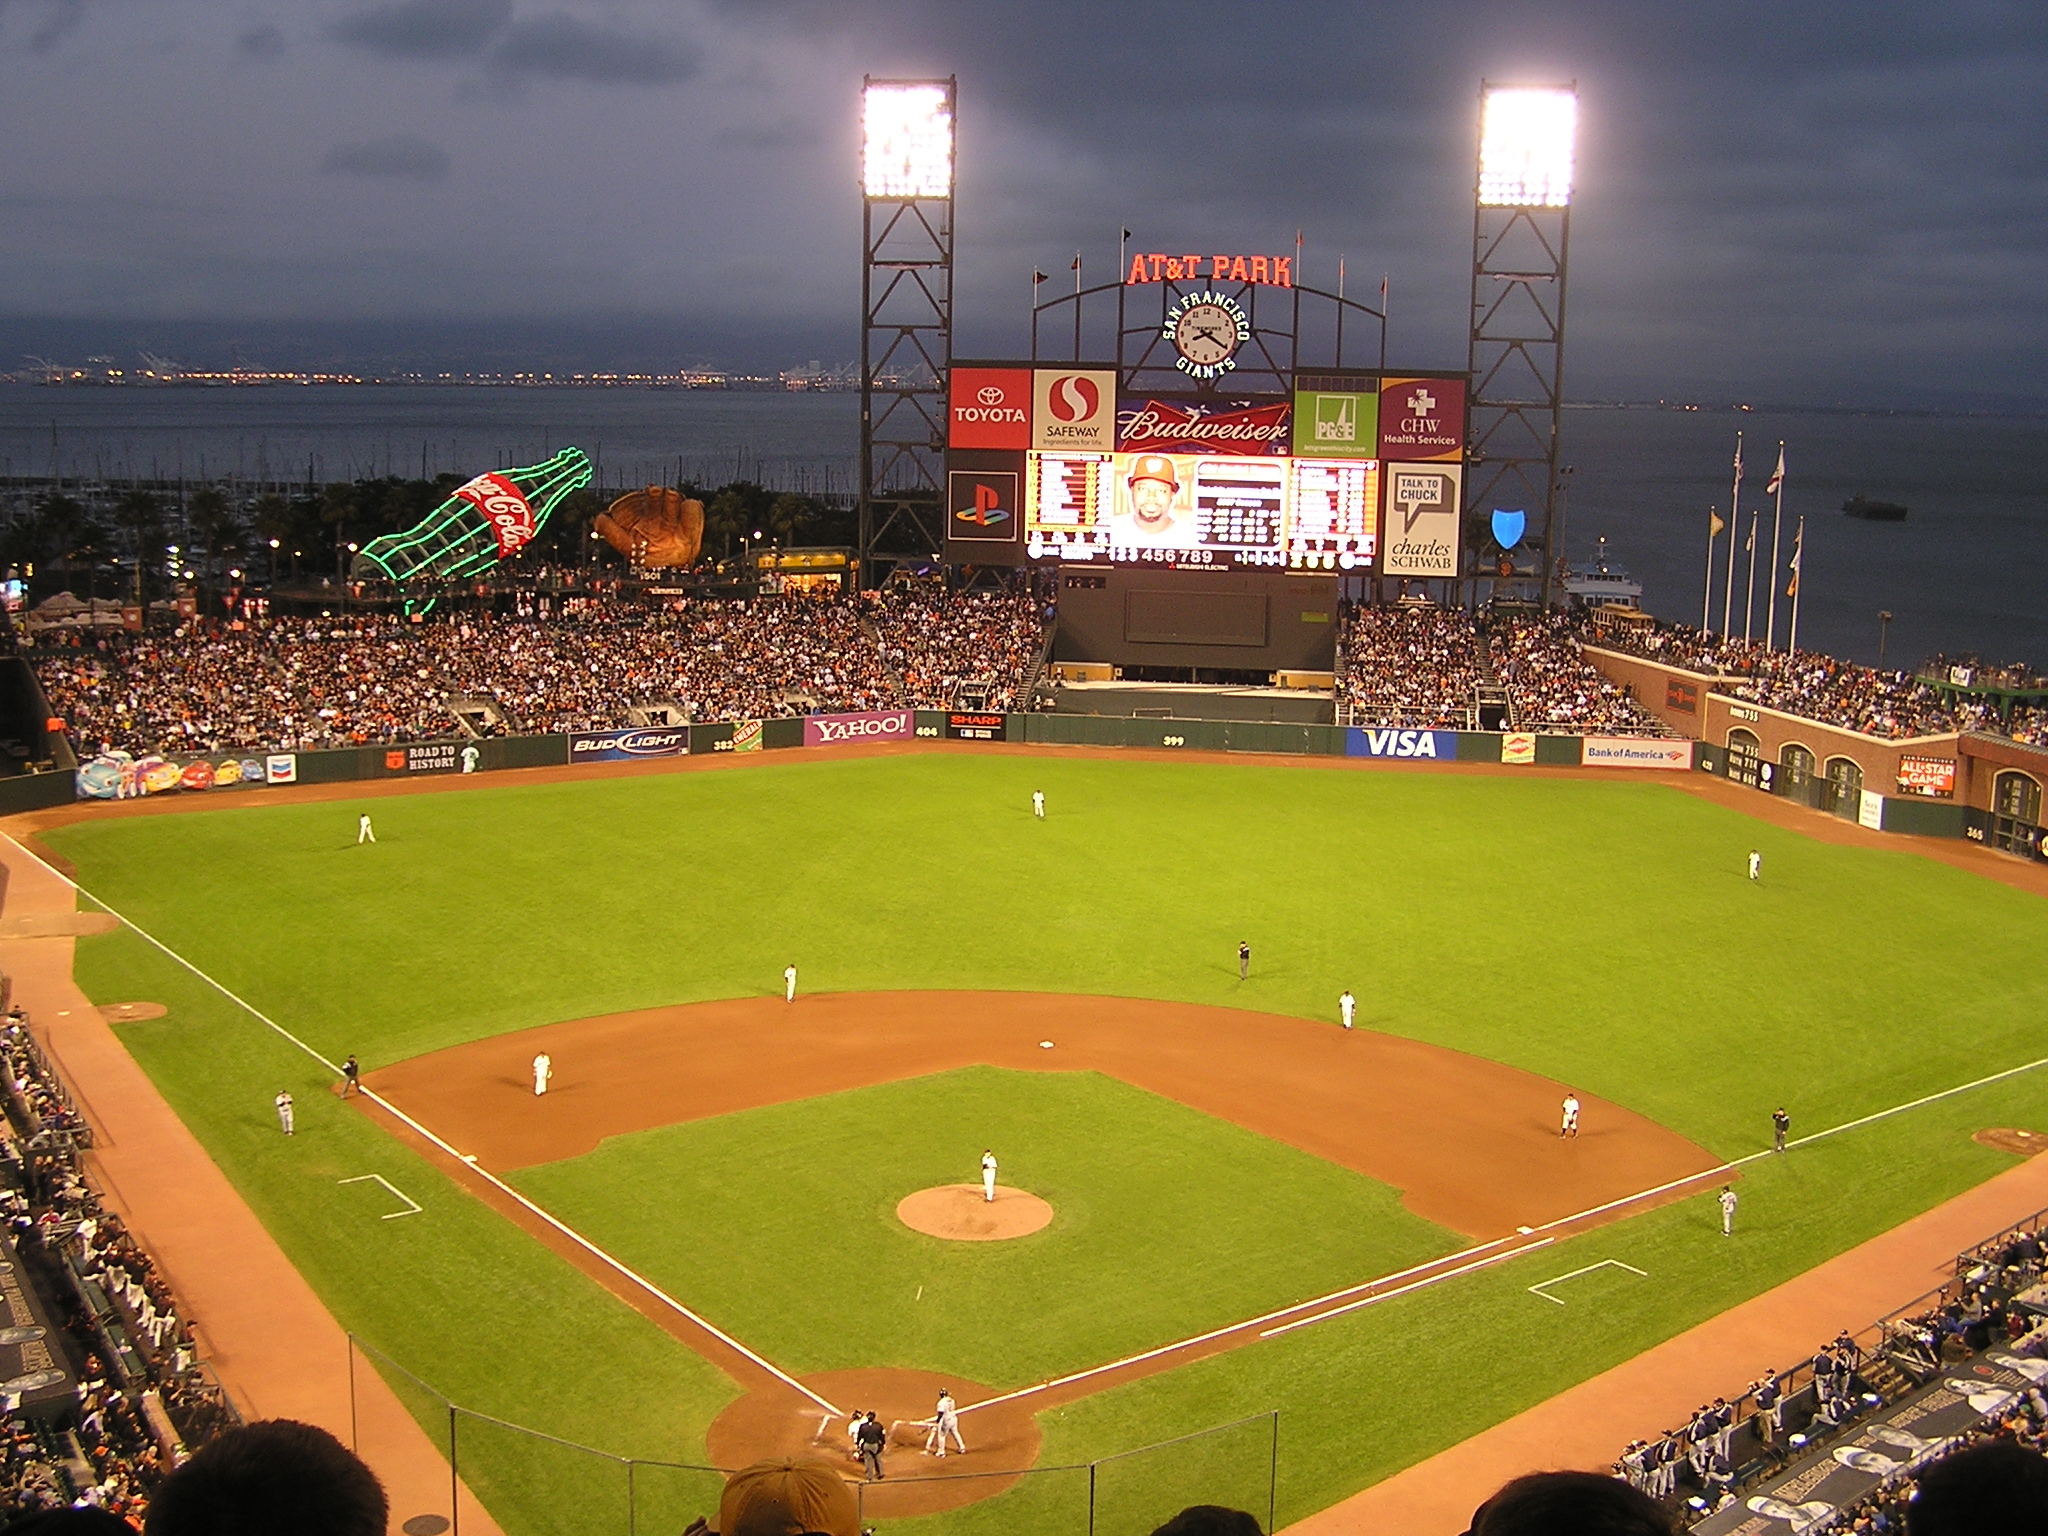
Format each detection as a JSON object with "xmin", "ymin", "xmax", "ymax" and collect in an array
[{"xmin": 25, "ymin": 746, "xmax": 2048, "ymax": 1536}]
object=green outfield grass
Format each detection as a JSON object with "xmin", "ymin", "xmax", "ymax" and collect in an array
[
  {"xmin": 38, "ymin": 751, "xmax": 2048, "ymax": 1536},
  {"xmin": 509, "ymin": 1066, "xmax": 1458, "ymax": 1387}
]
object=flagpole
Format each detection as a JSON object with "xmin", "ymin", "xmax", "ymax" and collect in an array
[
  {"xmin": 1743, "ymin": 509, "xmax": 1760, "ymax": 642},
  {"xmin": 1721, "ymin": 432, "xmax": 1743, "ymax": 636},
  {"xmin": 1765, "ymin": 442, "xmax": 1785, "ymax": 650},
  {"xmin": 1788, "ymin": 516, "xmax": 1805, "ymax": 652},
  {"xmin": 1701, "ymin": 506, "xmax": 1719, "ymax": 633}
]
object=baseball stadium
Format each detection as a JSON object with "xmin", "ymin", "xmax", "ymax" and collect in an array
[{"xmin": 2, "ymin": 79, "xmax": 2048, "ymax": 1536}]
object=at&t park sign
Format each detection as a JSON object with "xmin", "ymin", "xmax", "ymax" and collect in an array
[{"xmin": 1126, "ymin": 252, "xmax": 1294, "ymax": 287}]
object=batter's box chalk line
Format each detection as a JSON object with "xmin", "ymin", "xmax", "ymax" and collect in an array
[
  {"xmin": 1527, "ymin": 1258, "xmax": 1646, "ymax": 1306},
  {"xmin": 339, "ymin": 1173, "xmax": 423, "ymax": 1220}
]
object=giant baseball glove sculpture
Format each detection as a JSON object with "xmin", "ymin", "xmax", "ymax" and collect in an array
[{"xmin": 595, "ymin": 486, "xmax": 705, "ymax": 568}]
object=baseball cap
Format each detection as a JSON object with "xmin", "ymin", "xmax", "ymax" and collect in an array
[
  {"xmin": 718, "ymin": 1457, "xmax": 860, "ymax": 1536},
  {"xmin": 1127, "ymin": 454, "xmax": 1179, "ymax": 491}
]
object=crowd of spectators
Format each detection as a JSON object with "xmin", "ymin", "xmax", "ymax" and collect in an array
[
  {"xmin": 2, "ymin": 1006, "xmax": 235, "ymax": 1522},
  {"xmin": 32, "ymin": 588, "xmax": 1047, "ymax": 760},
  {"xmin": 1490, "ymin": 613, "xmax": 1672, "ymax": 735},
  {"xmin": 1340, "ymin": 605, "xmax": 1485, "ymax": 728},
  {"xmin": 1579, "ymin": 617, "xmax": 2048, "ymax": 745},
  {"xmin": 1614, "ymin": 1218, "xmax": 2048, "ymax": 1528}
]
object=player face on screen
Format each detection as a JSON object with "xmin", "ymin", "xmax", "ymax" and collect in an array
[{"xmin": 1115, "ymin": 454, "xmax": 1192, "ymax": 546}]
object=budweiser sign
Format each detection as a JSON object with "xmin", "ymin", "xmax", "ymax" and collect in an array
[
  {"xmin": 1117, "ymin": 399, "xmax": 1292, "ymax": 457},
  {"xmin": 452, "ymin": 473, "xmax": 538, "ymax": 557}
]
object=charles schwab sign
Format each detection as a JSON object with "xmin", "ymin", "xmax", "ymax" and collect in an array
[{"xmin": 803, "ymin": 710, "xmax": 913, "ymax": 747}]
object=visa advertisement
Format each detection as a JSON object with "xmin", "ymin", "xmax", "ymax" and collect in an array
[{"xmin": 1345, "ymin": 728, "xmax": 1457, "ymax": 760}]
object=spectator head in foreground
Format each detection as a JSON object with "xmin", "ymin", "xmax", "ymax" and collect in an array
[
  {"xmin": 716, "ymin": 1456, "xmax": 860, "ymax": 1536},
  {"xmin": 1149, "ymin": 1506, "xmax": 1264, "ymax": 1536},
  {"xmin": 1907, "ymin": 1439, "xmax": 2048, "ymax": 1536},
  {"xmin": 143, "ymin": 1419, "xmax": 386, "ymax": 1536},
  {"xmin": 1462, "ymin": 1470, "xmax": 1678, "ymax": 1536}
]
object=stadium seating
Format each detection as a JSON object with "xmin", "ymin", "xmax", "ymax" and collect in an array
[
  {"xmin": 31, "ymin": 590, "xmax": 1046, "ymax": 759},
  {"xmin": 1, "ymin": 1006, "xmax": 237, "ymax": 1523}
]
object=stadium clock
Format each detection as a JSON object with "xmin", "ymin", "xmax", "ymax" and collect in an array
[{"xmin": 1163, "ymin": 291, "xmax": 1249, "ymax": 380}]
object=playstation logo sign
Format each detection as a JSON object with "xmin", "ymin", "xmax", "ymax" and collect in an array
[{"xmin": 946, "ymin": 469, "xmax": 1020, "ymax": 543}]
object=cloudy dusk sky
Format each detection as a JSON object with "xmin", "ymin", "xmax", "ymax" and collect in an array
[{"xmin": 1, "ymin": 0, "xmax": 2042, "ymax": 403}]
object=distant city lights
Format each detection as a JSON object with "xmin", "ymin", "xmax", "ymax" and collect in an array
[{"xmin": 1478, "ymin": 86, "xmax": 1577, "ymax": 208}]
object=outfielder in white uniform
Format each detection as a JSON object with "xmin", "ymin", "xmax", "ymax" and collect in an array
[
  {"xmin": 784, "ymin": 964, "xmax": 798, "ymax": 1002},
  {"xmin": 1560, "ymin": 1093, "xmax": 1580, "ymax": 1138},
  {"xmin": 275, "ymin": 1090, "xmax": 294, "ymax": 1135},
  {"xmin": 357, "ymin": 813, "xmax": 375, "ymax": 844},
  {"xmin": 1032, "ymin": 791, "xmax": 1045, "ymax": 820},
  {"xmin": 1339, "ymin": 989, "xmax": 1355, "ymax": 1030},
  {"xmin": 1748, "ymin": 849, "xmax": 1761, "ymax": 882},
  {"xmin": 981, "ymin": 1149, "xmax": 997, "ymax": 1203},
  {"xmin": 533, "ymin": 1052, "xmax": 552, "ymax": 1096}
]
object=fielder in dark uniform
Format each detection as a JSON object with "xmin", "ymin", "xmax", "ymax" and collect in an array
[
  {"xmin": 1773, "ymin": 1106, "xmax": 1790, "ymax": 1153},
  {"xmin": 1238, "ymin": 941, "xmax": 1250, "ymax": 981},
  {"xmin": 341, "ymin": 1055, "xmax": 362, "ymax": 1098}
]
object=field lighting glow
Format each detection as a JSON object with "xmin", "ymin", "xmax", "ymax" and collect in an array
[
  {"xmin": 1478, "ymin": 87, "xmax": 1576, "ymax": 207},
  {"xmin": 862, "ymin": 82, "xmax": 953, "ymax": 199}
]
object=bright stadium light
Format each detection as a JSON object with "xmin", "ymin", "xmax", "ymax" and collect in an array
[
  {"xmin": 862, "ymin": 80, "xmax": 953, "ymax": 199},
  {"xmin": 1478, "ymin": 86, "xmax": 1576, "ymax": 207}
]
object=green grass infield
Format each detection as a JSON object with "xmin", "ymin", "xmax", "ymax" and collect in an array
[{"xmin": 39, "ymin": 751, "xmax": 2048, "ymax": 1536}]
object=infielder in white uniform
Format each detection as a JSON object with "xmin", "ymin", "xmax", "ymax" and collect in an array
[
  {"xmin": 925, "ymin": 1389, "xmax": 965, "ymax": 1456},
  {"xmin": 1719, "ymin": 1185, "xmax": 1738, "ymax": 1236},
  {"xmin": 275, "ymin": 1090, "xmax": 295, "ymax": 1135},
  {"xmin": 1339, "ymin": 989, "xmax": 1356, "ymax": 1029},
  {"xmin": 1032, "ymin": 791, "xmax": 1045, "ymax": 820},
  {"xmin": 357, "ymin": 813, "xmax": 376, "ymax": 844},
  {"xmin": 1560, "ymin": 1092, "xmax": 1580, "ymax": 1138},
  {"xmin": 981, "ymin": 1149, "xmax": 997, "ymax": 1203},
  {"xmin": 784, "ymin": 963, "xmax": 798, "ymax": 1002},
  {"xmin": 532, "ymin": 1052, "xmax": 552, "ymax": 1096}
]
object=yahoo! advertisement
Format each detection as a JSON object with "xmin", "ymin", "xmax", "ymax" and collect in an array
[{"xmin": 803, "ymin": 710, "xmax": 913, "ymax": 748}]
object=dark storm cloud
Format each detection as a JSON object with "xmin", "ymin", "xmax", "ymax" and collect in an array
[
  {"xmin": 1, "ymin": 0, "xmax": 85, "ymax": 52},
  {"xmin": 3, "ymin": 1, "xmax": 2045, "ymax": 400},
  {"xmin": 492, "ymin": 13, "xmax": 698, "ymax": 85},
  {"xmin": 236, "ymin": 23, "xmax": 285, "ymax": 60},
  {"xmin": 328, "ymin": 0, "xmax": 511, "ymax": 60},
  {"xmin": 320, "ymin": 135, "xmax": 450, "ymax": 179}
]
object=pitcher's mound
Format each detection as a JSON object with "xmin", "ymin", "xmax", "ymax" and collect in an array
[
  {"xmin": 897, "ymin": 1185, "xmax": 1052, "ymax": 1241},
  {"xmin": 1976, "ymin": 1128, "xmax": 2048, "ymax": 1156}
]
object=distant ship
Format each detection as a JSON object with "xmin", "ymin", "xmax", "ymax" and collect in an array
[
  {"xmin": 1562, "ymin": 536, "xmax": 1646, "ymax": 611},
  {"xmin": 1842, "ymin": 494, "xmax": 1908, "ymax": 521}
]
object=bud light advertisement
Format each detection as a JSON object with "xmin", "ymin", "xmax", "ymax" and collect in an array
[
  {"xmin": 568, "ymin": 727, "xmax": 691, "ymax": 762},
  {"xmin": 803, "ymin": 710, "xmax": 913, "ymax": 747}
]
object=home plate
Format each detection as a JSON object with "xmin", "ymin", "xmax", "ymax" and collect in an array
[{"xmin": 1040, "ymin": 1040, "xmax": 1054, "ymax": 1049}]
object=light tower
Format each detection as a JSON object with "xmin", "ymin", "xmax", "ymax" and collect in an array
[
  {"xmin": 858, "ymin": 77, "xmax": 955, "ymax": 583},
  {"xmin": 1466, "ymin": 83, "xmax": 1576, "ymax": 606}
]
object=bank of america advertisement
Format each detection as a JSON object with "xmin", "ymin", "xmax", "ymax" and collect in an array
[{"xmin": 1381, "ymin": 463, "xmax": 1461, "ymax": 576}]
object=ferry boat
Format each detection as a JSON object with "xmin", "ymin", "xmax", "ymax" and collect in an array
[{"xmin": 1562, "ymin": 536, "xmax": 1646, "ymax": 612}]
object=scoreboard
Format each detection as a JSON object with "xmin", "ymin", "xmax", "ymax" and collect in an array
[{"xmin": 1025, "ymin": 451, "xmax": 1377, "ymax": 573}]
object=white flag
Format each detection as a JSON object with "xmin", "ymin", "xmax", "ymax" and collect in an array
[
  {"xmin": 1787, "ymin": 532, "xmax": 1802, "ymax": 596},
  {"xmin": 1766, "ymin": 446, "xmax": 1785, "ymax": 497}
]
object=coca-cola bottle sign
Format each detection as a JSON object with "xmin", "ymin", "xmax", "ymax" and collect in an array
[{"xmin": 452, "ymin": 473, "xmax": 538, "ymax": 556}]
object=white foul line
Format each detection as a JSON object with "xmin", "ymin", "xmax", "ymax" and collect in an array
[
  {"xmin": 339, "ymin": 1173, "xmax": 423, "ymax": 1219},
  {"xmin": 1260, "ymin": 1239, "xmax": 1555, "ymax": 1339},
  {"xmin": 5, "ymin": 834, "xmax": 843, "ymax": 1418},
  {"xmin": 1527, "ymin": 1258, "xmax": 1647, "ymax": 1307}
]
